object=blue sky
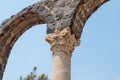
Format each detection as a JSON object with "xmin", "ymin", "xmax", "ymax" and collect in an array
[{"xmin": 0, "ymin": 0, "xmax": 120, "ymax": 80}]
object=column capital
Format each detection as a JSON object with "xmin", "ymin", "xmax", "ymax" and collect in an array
[{"xmin": 45, "ymin": 27, "xmax": 80, "ymax": 56}]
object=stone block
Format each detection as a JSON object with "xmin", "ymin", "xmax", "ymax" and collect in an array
[{"xmin": 47, "ymin": 23, "xmax": 55, "ymax": 33}]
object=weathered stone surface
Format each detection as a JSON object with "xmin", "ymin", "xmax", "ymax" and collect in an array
[
  {"xmin": 0, "ymin": 27, "xmax": 3, "ymax": 35},
  {"xmin": 46, "ymin": 27, "xmax": 80, "ymax": 80},
  {"xmin": 72, "ymin": 0, "xmax": 109, "ymax": 39},
  {"xmin": 52, "ymin": 52, "xmax": 71, "ymax": 80},
  {"xmin": 1, "ymin": 18, "xmax": 10, "ymax": 25},
  {"xmin": 0, "ymin": 24, "xmax": 9, "ymax": 31},
  {"xmin": 55, "ymin": 13, "xmax": 63, "ymax": 21},
  {"xmin": 46, "ymin": 27, "xmax": 80, "ymax": 56},
  {"xmin": 47, "ymin": 23, "xmax": 55, "ymax": 33},
  {"xmin": 63, "ymin": 9, "xmax": 74, "ymax": 19},
  {"xmin": 60, "ymin": 19, "xmax": 72, "ymax": 30},
  {"xmin": 0, "ymin": 0, "xmax": 108, "ymax": 79}
]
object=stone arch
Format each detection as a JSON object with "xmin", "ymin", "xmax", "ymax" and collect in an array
[
  {"xmin": 0, "ymin": 0, "xmax": 109, "ymax": 79},
  {"xmin": 0, "ymin": 2, "xmax": 54, "ymax": 79},
  {"xmin": 71, "ymin": 0, "xmax": 109, "ymax": 39}
]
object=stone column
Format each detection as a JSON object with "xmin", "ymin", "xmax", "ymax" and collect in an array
[{"xmin": 45, "ymin": 27, "xmax": 80, "ymax": 80}]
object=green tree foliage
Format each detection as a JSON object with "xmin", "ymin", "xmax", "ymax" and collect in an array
[
  {"xmin": 38, "ymin": 74, "xmax": 48, "ymax": 80},
  {"xmin": 20, "ymin": 67, "xmax": 49, "ymax": 80}
]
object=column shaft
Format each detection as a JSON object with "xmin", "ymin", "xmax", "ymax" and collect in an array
[
  {"xmin": 52, "ymin": 52, "xmax": 71, "ymax": 80},
  {"xmin": 45, "ymin": 27, "xmax": 80, "ymax": 80}
]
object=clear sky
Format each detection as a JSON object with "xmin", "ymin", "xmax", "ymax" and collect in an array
[{"xmin": 0, "ymin": 0, "xmax": 120, "ymax": 80}]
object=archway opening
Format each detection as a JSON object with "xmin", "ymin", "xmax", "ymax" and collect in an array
[{"xmin": 2, "ymin": 24, "xmax": 52, "ymax": 80}]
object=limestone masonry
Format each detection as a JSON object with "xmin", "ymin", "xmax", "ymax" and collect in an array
[{"xmin": 0, "ymin": 0, "xmax": 108, "ymax": 80}]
